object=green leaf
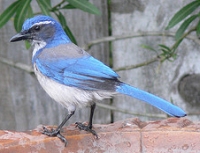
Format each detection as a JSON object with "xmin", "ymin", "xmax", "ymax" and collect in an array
[
  {"xmin": 173, "ymin": 38, "xmax": 183, "ymax": 51},
  {"xmin": 140, "ymin": 44, "xmax": 157, "ymax": 52},
  {"xmin": 25, "ymin": 7, "xmax": 33, "ymax": 49},
  {"xmin": 26, "ymin": 5, "xmax": 34, "ymax": 18},
  {"xmin": 0, "ymin": 0, "xmax": 20, "ymax": 29},
  {"xmin": 25, "ymin": 40, "xmax": 31, "ymax": 49},
  {"xmin": 158, "ymin": 44, "xmax": 171, "ymax": 52},
  {"xmin": 63, "ymin": 25, "xmax": 77, "ymax": 44},
  {"xmin": 14, "ymin": 0, "xmax": 32, "ymax": 32},
  {"xmin": 160, "ymin": 48, "xmax": 169, "ymax": 54},
  {"xmin": 65, "ymin": 0, "xmax": 101, "ymax": 15},
  {"xmin": 56, "ymin": 12, "xmax": 77, "ymax": 44},
  {"xmin": 56, "ymin": 12, "xmax": 66, "ymax": 26},
  {"xmin": 46, "ymin": 0, "xmax": 51, "ymax": 6},
  {"xmin": 36, "ymin": 0, "xmax": 51, "ymax": 16},
  {"xmin": 196, "ymin": 20, "xmax": 200, "ymax": 37},
  {"xmin": 175, "ymin": 14, "xmax": 198, "ymax": 40},
  {"xmin": 61, "ymin": 4, "xmax": 76, "ymax": 9},
  {"xmin": 166, "ymin": 0, "xmax": 200, "ymax": 30}
]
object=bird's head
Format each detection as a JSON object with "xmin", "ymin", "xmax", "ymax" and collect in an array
[{"xmin": 10, "ymin": 15, "xmax": 71, "ymax": 48}]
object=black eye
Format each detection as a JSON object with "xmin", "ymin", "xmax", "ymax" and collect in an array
[{"xmin": 34, "ymin": 25, "xmax": 40, "ymax": 31}]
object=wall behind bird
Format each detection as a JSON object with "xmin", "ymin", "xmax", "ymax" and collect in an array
[
  {"xmin": 0, "ymin": 0, "xmax": 198, "ymax": 131},
  {"xmin": 111, "ymin": 0, "xmax": 200, "ymax": 121}
]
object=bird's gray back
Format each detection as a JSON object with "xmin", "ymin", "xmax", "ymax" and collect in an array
[{"xmin": 39, "ymin": 43, "xmax": 88, "ymax": 60}]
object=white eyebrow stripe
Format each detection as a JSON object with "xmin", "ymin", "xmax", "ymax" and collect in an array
[{"xmin": 31, "ymin": 21, "xmax": 55, "ymax": 27}]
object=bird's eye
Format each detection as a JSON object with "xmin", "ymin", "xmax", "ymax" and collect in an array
[{"xmin": 34, "ymin": 25, "xmax": 40, "ymax": 31}]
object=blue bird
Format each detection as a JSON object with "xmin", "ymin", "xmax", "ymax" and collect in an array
[{"xmin": 10, "ymin": 15, "xmax": 186, "ymax": 145}]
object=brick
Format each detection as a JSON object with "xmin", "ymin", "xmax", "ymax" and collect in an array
[{"xmin": 0, "ymin": 118, "xmax": 199, "ymax": 153}]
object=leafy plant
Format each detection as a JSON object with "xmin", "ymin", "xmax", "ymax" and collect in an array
[
  {"xmin": 143, "ymin": 0, "xmax": 200, "ymax": 62},
  {"xmin": 0, "ymin": 0, "xmax": 101, "ymax": 44},
  {"xmin": 166, "ymin": 0, "xmax": 200, "ymax": 40}
]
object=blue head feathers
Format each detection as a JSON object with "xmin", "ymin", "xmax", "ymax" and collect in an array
[
  {"xmin": 22, "ymin": 15, "xmax": 57, "ymax": 31},
  {"xmin": 11, "ymin": 15, "xmax": 71, "ymax": 47}
]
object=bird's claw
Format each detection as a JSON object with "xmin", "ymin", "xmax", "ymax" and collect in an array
[
  {"xmin": 42, "ymin": 126, "xmax": 68, "ymax": 146},
  {"xmin": 75, "ymin": 122, "xmax": 99, "ymax": 139}
]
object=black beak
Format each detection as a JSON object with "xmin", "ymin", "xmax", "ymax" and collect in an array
[{"xmin": 10, "ymin": 31, "xmax": 31, "ymax": 42}]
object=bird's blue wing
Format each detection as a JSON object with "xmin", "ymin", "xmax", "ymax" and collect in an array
[
  {"xmin": 35, "ymin": 55, "xmax": 120, "ymax": 91},
  {"xmin": 35, "ymin": 44, "xmax": 186, "ymax": 117}
]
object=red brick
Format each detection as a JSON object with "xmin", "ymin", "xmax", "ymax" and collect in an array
[{"xmin": 0, "ymin": 118, "xmax": 199, "ymax": 153}]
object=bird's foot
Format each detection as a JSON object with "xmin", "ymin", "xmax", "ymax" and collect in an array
[
  {"xmin": 42, "ymin": 126, "xmax": 67, "ymax": 146},
  {"xmin": 75, "ymin": 122, "xmax": 99, "ymax": 139}
]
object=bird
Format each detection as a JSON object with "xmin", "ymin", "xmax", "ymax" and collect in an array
[{"xmin": 10, "ymin": 15, "xmax": 186, "ymax": 146}]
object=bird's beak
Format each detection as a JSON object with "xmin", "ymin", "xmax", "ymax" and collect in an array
[{"xmin": 10, "ymin": 31, "xmax": 31, "ymax": 42}]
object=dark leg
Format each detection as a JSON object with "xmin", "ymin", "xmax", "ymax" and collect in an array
[
  {"xmin": 42, "ymin": 111, "xmax": 75, "ymax": 146},
  {"xmin": 75, "ymin": 103, "xmax": 98, "ymax": 138}
]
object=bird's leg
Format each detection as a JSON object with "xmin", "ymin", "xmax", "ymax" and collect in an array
[
  {"xmin": 75, "ymin": 103, "xmax": 98, "ymax": 138},
  {"xmin": 42, "ymin": 111, "xmax": 75, "ymax": 146}
]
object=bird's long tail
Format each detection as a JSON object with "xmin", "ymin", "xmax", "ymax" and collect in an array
[{"xmin": 116, "ymin": 83, "xmax": 186, "ymax": 117}]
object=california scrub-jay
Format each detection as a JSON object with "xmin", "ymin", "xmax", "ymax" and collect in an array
[{"xmin": 10, "ymin": 15, "xmax": 186, "ymax": 145}]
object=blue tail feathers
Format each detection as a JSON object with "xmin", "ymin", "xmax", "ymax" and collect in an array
[{"xmin": 116, "ymin": 83, "xmax": 186, "ymax": 117}]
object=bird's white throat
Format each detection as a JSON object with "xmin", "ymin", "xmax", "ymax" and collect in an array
[{"xmin": 32, "ymin": 40, "xmax": 46, "ymax": 58}]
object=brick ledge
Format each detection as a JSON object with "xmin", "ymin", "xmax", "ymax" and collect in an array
[{"xmin": 0, "ymin": 117, "xmax": 199, "ymax": 153}]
